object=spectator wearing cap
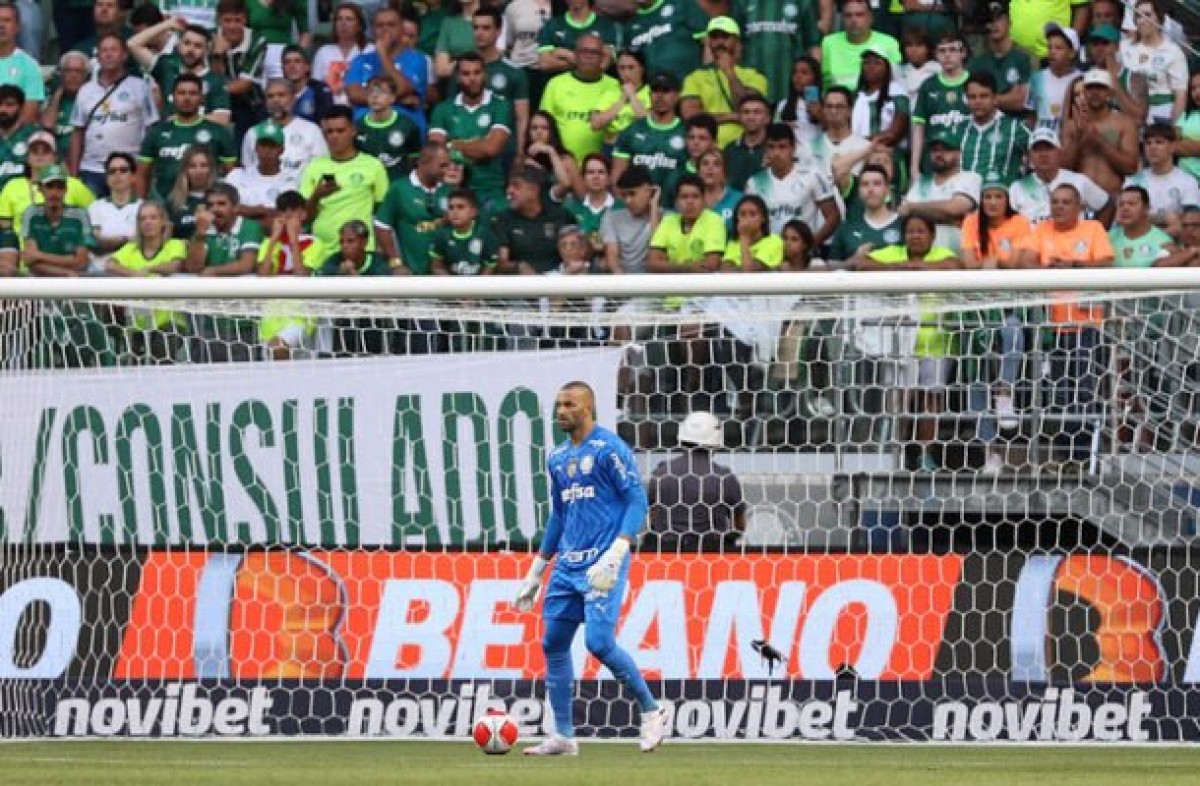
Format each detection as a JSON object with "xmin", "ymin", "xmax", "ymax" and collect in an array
[
  {"xmin": 960, "ymin": 72, "xmax": 1030, "ymax": 186},
  {"xmin": 242, "ymin": 79, "xmax": 329, "ymax": 184},
  {"xmin": 910, "ymin": 31, "xmax": 971, "ymax": 178},
  {"xmin": 20, "ymin": 165, "xmax": 96, "ymax": 278},
  {"xmin": 1026, "ymin": 22, "xmax": 1082, "ymax": 130},
  {"xmin": 226, "ymin": 122, "xmax": 295, "ymax": 221},
  {"xmin": 539, "ymin": 32, "xmax": 621, "ymax": 163},
  {"xmin": 611, "ymin": 72, "xmax": 687, "ymax": 200},
  {"xmin": 820, "ymin": 0, "xmax": 900, "ymax": 91},
  {"xmin": 967, "ymin": 2, "xmax": 1034, "ymax": 115},
  {"xmin": 1125, "ymin": 124, "xmax": 1200, "ymax": 238},
  {"xmin": 1009, "ymin": 0, "xmax": 1089, "ymax": 61},
  {"xmin": 0, "ymin": 129, "xmax": 94, "ymax": 245},
  {"xmin": 1060, "ymin": 69, "xmax": 1139, "ymax": 196},
  {"xmin": 281, "ymin": 45, "xmax": 336, "ymax": 126},
  {"xmin": 1121, "ymin": 0, "xmax": 1188, "ymax": 125},
  {"xmin": 682, "ymin": 18, "xmax": 771, "ymax": 149},
  {"xmin": 646, "ymin": 411, "xmax": 745, "ymax": 552},
  {"xmin": 491, "ymin": 166, "xmax": 575, "ymax": 275},
  {"xmin": 1084, "ymin": 24, "xmax": 1148, "ymax": 124},
  {"xmin": 1011, "ymin": 127, "xmax": 1113, "ymax": 226},
  {"xmin": 899, "ymin": 131, "xmax": 980, "ymax": 253}
]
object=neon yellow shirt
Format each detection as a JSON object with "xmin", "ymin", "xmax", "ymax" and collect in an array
[
  {"xmin": 540, "ymin": 70, "xmax": 622, "ymax": 163},
  {"xmin": 651, "ymin": 209, "xmax": 728, "ymax": 264},
  {"xmin": 867, "ymin": 244, "xmax": 958, "ymax": 357},
  {"xmin": 723, "ymin": 234, "xmax": 784, "ymax": 268},
  {"xmin": 112, "ymin": 239, "xmax": 188, "ymax": 329},
  {"xmin": 681, "ymin": 65, "xmax": 770, "ymax": 147},
  {"xmin": 1010, "ymin": 0, "xmax": 1087, "ymax": 59}
]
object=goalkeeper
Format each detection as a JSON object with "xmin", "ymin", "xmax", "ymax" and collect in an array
[{"xmin": 515, "ymin": 381, "xmax": 667, "ymax": 756}]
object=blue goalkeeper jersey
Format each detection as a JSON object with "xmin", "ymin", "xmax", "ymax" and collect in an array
[{"xmin": 545, "ymin": 426, "xmax": 645, "ymax": 572}]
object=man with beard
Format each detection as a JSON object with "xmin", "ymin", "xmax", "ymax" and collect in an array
[
  {"xmin": 899, "ymin": 131, "xmax": 980, "ymax": 253},
  {"xmin": 185, "ymin": 182, "xmax": 262, "ymax": 278},
  {"xmin": 492, "ymin": 166, "xmax": 574, "ymax": 276},
  {"xmin": 0, "ymin": 86, "xmax": 37, "ymax": 190},
  {"xmin": 240, "ymin": 79, "xmax": 328, "ymax": 181},
  {"xmin": 472, "ymin": 8, "xmax": 529, "ymax": 154},
  {"xmin": 1060, "ymin": 70, "xmax": 1139, "ymax": 197},
  {"xmin": 612, "ymin": 73, "xmax": 687, "ymax": 200},
  {"xmin": 138, "ymin": 74, "xmax": 237, "ymax": 201},
  {"xmin": 69, "ymin": 35, "xmax": 159, "ymax": 198},
  {"xmin": 680, "ymin": 17, "xmax": 768, "ymax": 148},
  {"xmin": 430, "ymin": 53, "xmax": 513, "ymax": 215},
  {"xmin": 20, "ymin": 166, "xmax": 94, "ymax": 278},
  {"xmin": 131, "ymin": 19, "xmax": 232, "ymax": 125},
  {"xmin": 0, "ymin": 4, "xmax": 43, "ymax": 125}
]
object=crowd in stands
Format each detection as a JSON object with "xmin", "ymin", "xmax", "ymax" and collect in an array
[{"xmin": 4, "ymin": 0, "xmax": 1200, "ymax": 472}]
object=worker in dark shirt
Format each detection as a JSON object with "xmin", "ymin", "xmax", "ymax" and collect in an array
[{"xmin": 646, "ymin": 411, "xmax": 746, "ymax": 552}]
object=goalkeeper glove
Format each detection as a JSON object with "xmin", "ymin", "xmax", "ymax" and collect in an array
[
  {"xmin": 514, "ymin": 555, "xmax": 549, "ymax": 612},
  {"xmin": 586, "ymin": 539, "xmax": 630, "ymax": 593}
]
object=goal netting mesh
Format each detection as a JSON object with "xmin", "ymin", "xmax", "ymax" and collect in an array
[{"xmin": 3, "ymin": 282, "xmax": 1200, "ymax": 742}]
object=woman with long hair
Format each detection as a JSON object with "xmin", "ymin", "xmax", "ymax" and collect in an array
[
  {"xmin": 852, "ymin": 49, "xmax": 910, "ymax": 151},
  {"xmin": 167, "ymin": 146, "xmax": 220, "ymax": 242},
  {"xmin": 313, "ymin": 2, "xmax": 367, "ymax": 105},
  {"xmin": 697, "ymin": 149, "xmax": 742, "ymax": 231},
  {"xmin": 567, "ymin": 153, "xmax": 616, "ymax": 258},
  {"xmin": 524, "ymin": 110, "xmax": 582, "ymax": 200},
  {"xmin": 107, "ymin": 201, "xmax": 187, "ymax": 359},
  {"xmin": 590, "ymin": 49, "xmax": 649, "ymax": 139},
  {"xmin": 775, "ymin": 56, "xmax": 822, "ymax": 146},
  {"xmin": 782, "ymin": 219, "xmax": 821, "ymax": 271},
  {"xmin": 724, "ymin": 195, "xmax": 782, "ymax": 271},
  {"xmin": 961, "ymin": 182, "xmax": 1033, "ymax": 473},
  {"xmin": 1175, "ymin": 72, "xmax": 1200, "ymax": 183},
  {"xmin": 1121, "ymin": 0, "xmax": 1189, "ymax": 124}
]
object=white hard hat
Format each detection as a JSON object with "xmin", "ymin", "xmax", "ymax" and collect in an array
[{"xmin": 677, "ymin": 411, "xmax": 723, "ymax": 447}]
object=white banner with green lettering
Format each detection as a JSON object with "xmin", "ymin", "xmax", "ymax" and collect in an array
[{"xmin": 0, "ymin": 349, "xmax": 622, "ymax": 546}]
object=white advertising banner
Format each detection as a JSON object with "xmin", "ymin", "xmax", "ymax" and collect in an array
[{"xmin": 0, "ymin": 349, "xmax": 622, "ymax": 545}]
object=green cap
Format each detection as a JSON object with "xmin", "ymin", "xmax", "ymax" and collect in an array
[
  {"xmin": 449, "ymin": 149, "xmax": 468, "ymax": 165},
  {"xmin": 38, "ymin": 164, "xmax": 68, "ymax": 185},
  {"xmin": 705, "ymin": 16, "xmax": 741, "ymax": 37},
  {"xmin": 255, "ymin": 122, "xmax": 285, "ymax": 146},
  {"xmin": 928, "ymin": 130, "xmax": 961, "ymax": 150},
  {"xmin": 981, "ymin": 179, "xmax": 1009, "ymax": 194},
  {"xmin": 1089, "ymin": 23, "xmax": 1120, "ymax": 43}
]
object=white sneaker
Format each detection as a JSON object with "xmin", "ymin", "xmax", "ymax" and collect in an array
[
  {"xmin": 523, "ymin": 734, "xmax": 579, "ymax": 756},
  {"xmin": 995, "ymin": 395, "xmax": 1018, "ymax": 432},
  {"xmin": 982, "ymin": 452, "xmax": 1005, "ymax": 476},
  {"xmin": 639, "ymin": 707, "xmax": 667, "ymax": 752}
]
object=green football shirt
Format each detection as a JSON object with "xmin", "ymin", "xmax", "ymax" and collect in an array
[
  {"xmin": 613, "ymin": 117, "xmax": 689, "ymax": 199},
  {"xmin": 967, "ymin": 47, "xmax": 1034, "ymax": 103},
  {"xmin": 491, "ymin": 202, "xmax": 575, "ymax": 274},
  {"xmin": 0, "ymin": 124, "xmax": 36, "ymax": 190},
  {"xmin": 731, "ymin": 0, "xmax": 820, "ymax": 104},
  {"xmin": 960, "ymin": 113, "xmax": 1029, "ymax": 185},
  {"xmin": 139, "ymin": 118, "xmax": 237, "ymax": 199},
  {"xmin": 429, "ymin": 91, "xmax": 514, "ymax": 201},
  {"xmin": 624, "ymin": 0, "xmax": 706, "ymax": 78},
  {"xmin": 828, "ymin": 211, "xmax": 903, "ymax": 262},
  {"xmin": 375, "ymin": 171, "xmax": 452, "ymax": 275},
  {"xmin": 355, "ymin": 110, "xmax": 422, "ymax": 182},
  {"xmin": 537, "ymin": 12, "xmax": 621, "ymax": 55},
  {"xmin": 201, "ymin": 217, "xmax": 264, "ymax": 269},
  {"xmin": 150, "ymin": 56, "xmax": 232, "ymax": 118},
  {"xmin": 22, "ymin": 206, "xmax": 95, "ymax": 257},
  {"xmin": 430, "ymin": 220, "xmax": 500, "ymax": 276}
]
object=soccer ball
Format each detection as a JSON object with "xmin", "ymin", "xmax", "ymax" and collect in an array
[{"xmin": 472, "ymin": 710, "xmax": 519, "ymax": 755}]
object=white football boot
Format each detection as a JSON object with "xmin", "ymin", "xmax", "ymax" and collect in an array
[
  {"xmin": 523, "ymin": 735, "xmax": 580, "ymax": 756},
  {"xmin": 639, "ymin": 707, "xmax": 667, "ymax": 752}
]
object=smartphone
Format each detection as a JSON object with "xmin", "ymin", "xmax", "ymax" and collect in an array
[
  {"xmin": 803, "ymin": 86, "xmax": 820, "ymax": 103},
  {"xmin": 321, "ymin": 174, "xmax": 337, "ymax": 187}
]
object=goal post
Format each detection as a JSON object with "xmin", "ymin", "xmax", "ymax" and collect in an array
[{"xmin": 3, "ymin": 271, "xmax": 1200, "ymax": 742}]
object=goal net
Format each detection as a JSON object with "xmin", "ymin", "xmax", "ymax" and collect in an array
[{"xmin": 3, "ymin": 275, "xmax": 1200, "ymax": 743}]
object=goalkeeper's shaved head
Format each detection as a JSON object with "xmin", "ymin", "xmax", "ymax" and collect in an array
[{"xmin": 556, "ymin": 382, "xmax": 597, "ymax": 439}]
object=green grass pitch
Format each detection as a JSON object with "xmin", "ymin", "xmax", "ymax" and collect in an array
[{"xmin": 1, "ymin": 741, "xmax": 1198, "ymax": 786}]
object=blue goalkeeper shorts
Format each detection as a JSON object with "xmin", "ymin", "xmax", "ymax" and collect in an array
[{"xmin": 542, "ymin": 564, "xmax": 627, "ymax": 626}]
